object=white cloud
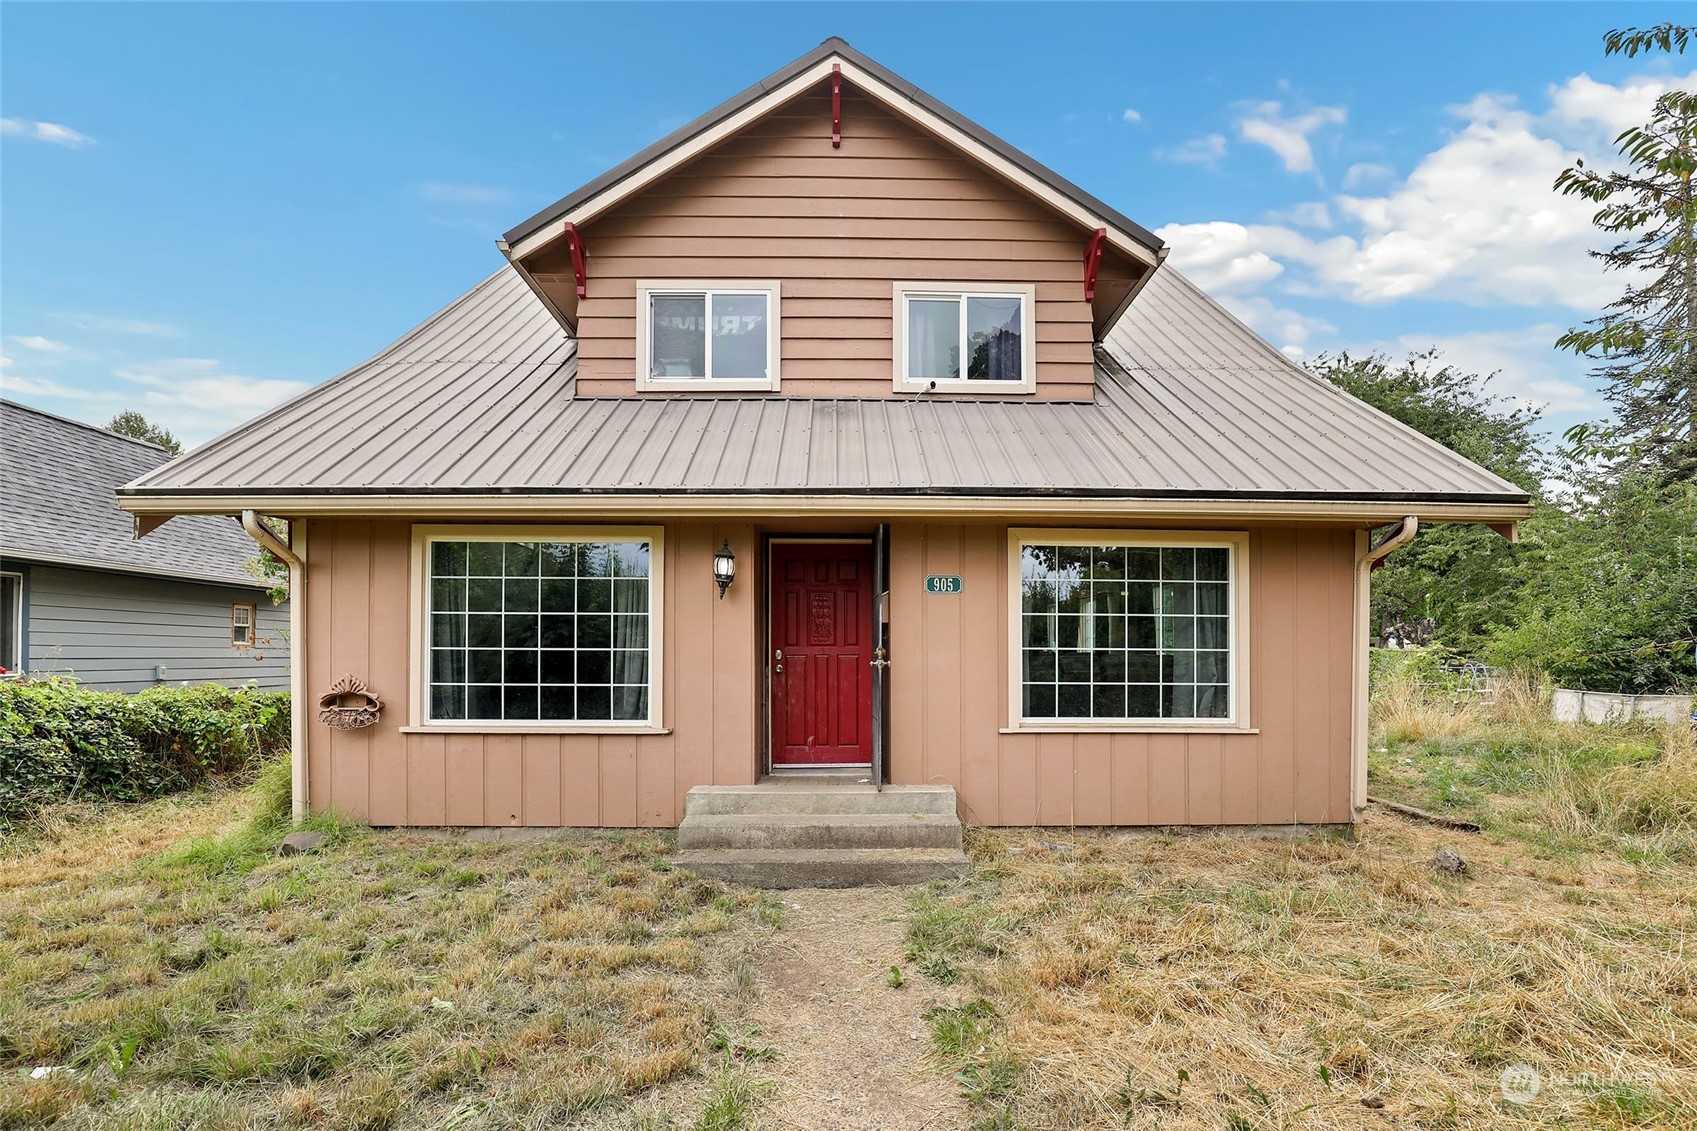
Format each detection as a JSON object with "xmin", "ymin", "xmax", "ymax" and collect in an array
[
  {"xmin": 1122, "ymin": 108, "xmax": 1142, "ymax": 124},
  {"xmin": 1267, "ymin": 201, "xmax": 1332, "ymax": 229},
  {"xmin": 1155, "ymin": 221, "xmax": 1285, "ymax": 292},
  {"xmin": 1342, "ymin": 162, "xmax": 1395, "ymax": 190},
  {"xmin": 1236, "ymin": 100, "xmax": 1346, "ymax": 173},
  {"xmin": 1160, "ymin": 133, "xmax": 1227, "ymax": 167},
  {"xmin": 1353, "ymin": 325, "xmax": 1597, "ymax": 414},
  {"xmin": 9, "ymin": 335, "xmax": 71, "ymax": 354},
  {"xmin": 51, "ymin": 312, "xmax": 180, "ymax": 337},
  {"xmin": 1, "ymin": 117, "xmax": 95, "ymax": 147},
  {"xmin": 415, "ymin": 182, "xmax": 514, "ymax": 206},
  {"xmin": 1164, "ymin": 71, "xmax": 1697, "ymax": 312},
  {"xmin": 1546, "ymin": 70, "xmax": 1692, "ymax": 138},
  {"xmin": 114, "ymin": 359, "xmax": 310, "ymax": 444},
  {"xmin": 0, "ymin": 372, "xmax": 100, "ymax": 402}
]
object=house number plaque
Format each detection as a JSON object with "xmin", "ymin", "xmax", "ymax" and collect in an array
[{"xmin": 924, "ymin": 575, "xmax": 963, "ymax": 594}]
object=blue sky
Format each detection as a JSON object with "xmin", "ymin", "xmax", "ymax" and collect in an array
[{"xmin": 3, "ymin": 2, "xmax": 1690, "ymax": 445}]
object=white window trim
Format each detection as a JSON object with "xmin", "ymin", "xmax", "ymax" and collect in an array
[
  {"xmin": 409, "ymin": 524, "xmax": 666, "ymax": 733},
  {"xmin": 635, "ymin": 280, "xmax": 781, "ymax": 392},
  {"xmin": 231, "ymin": 602, "xmax": 256, "ymax": 649},
  {"xmin": 1004, "ymin": 528, "xmax": 1253, "ymax": 733},
  {"xmin": 892, "ymin": 282, "xmax": 1037, "ymax": 394}
]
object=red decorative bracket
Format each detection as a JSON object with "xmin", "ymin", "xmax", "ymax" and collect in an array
[
  {"xmin": 563, "ymin": 221, "xmax": 588, "ymax": 299},
  {"xmin": 831, "ymin": 64, "xmax": 842, "ymax": 148},
  {"xmin": 1082, "ymin": 227, "xmax": 1107, "ymax": 302}
]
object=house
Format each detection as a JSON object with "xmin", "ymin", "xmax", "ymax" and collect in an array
[
  {"xmin": 2, "ymin": 399, "xmax": 288, "ymax": 691},
  {"xmin": 115, "ymin": 40, "xmax": 1530, "ymax": 852}
]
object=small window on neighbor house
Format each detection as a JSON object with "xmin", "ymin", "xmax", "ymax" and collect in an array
[
  {"xmin": 896, "ymin": 284, "xmax": 1035, "ymax": 392},
  {"xmin": 231, "ymin": 604, "xmax": 256, "ymax": 649},
  {"xmin": 638, "ymin": 282, "xmax": 779, "ymax": 390},
  {"xmin": 0, "ymin": 573, "xmax": 20, "ymax": 674}
]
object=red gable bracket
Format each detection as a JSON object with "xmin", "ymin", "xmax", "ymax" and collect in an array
[
  {"xmin": 831, "ymin": 64, "xmax": 842, "ymax": 148},
  {"xmin": 564, "ymin": 221, "xmax": 588, "ymax": 299},
  {"xmin": 1083, "ymin": 227, "xmax": 1107, "ymax": 302}
]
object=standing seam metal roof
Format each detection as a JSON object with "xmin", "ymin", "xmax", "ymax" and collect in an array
[{"xmin": 121, "ymin": 264, "xmax": 1527, "ymax": 504}]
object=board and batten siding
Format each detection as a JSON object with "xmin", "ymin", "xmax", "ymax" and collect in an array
[
  {"xmin": 550, "ymin": 83, "xmax": 1123, "ymax": 401},
  {"xmin": 301, "ymin": 519, "xmax": 759, "ymax": 828},
  {"xmin": 302, "ymin": 517, "xmax": 1357, "ymax": 828},
  {"xmin": 886, "ymin": 523, "xmax": 1357, "ymax": 826},
  {"xmin": 23, "ymin": 564, "xmax": 287, "ymax": 693}
]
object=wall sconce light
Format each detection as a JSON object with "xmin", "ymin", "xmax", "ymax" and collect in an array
[{"xmin": 712, "ymin": 539, "xmax": 736, "ymax": 599}]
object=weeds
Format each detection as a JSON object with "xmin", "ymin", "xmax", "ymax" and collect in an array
[
  {"xmin": 906, "ymin": 680, "xmax": 1697, "ymax": 1131},
  {"xmin": 0, "ymin": 769, "xmax": 773, "ymax": 1128}
]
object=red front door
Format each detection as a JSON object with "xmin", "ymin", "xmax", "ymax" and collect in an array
[{"xmin": 770, "ymin": 541, "xmax": 874, "ymax": 767}]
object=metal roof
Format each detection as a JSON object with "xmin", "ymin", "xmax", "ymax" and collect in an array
[
  {"xmin": 120, "ymin": 265, "xmax": 1527, "ymax": 506},
  {"xmin": 2, "ymin": 400, "xmax": 269, "ymax": 586},
  {"xmin": 502, "ymin": 37, "xmax": 1165, "ymax": 258}
]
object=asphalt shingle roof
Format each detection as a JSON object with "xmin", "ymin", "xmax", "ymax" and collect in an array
[{"xmin": 3, "ymin": 400, "xmax": 267, "ymax": 586}]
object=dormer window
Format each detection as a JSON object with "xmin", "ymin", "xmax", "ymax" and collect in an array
[
  {"xmin": 893, "ymin": 283, "xmax": 1036, "ymax": 394},
  {"xmin": 636, "ymin": 281, "xmax": 781, "ymax": 392}
]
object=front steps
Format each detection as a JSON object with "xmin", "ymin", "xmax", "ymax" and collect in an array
[{"xmin": 675, "ymin": 781, "xmax": 970, "ymax": 888}]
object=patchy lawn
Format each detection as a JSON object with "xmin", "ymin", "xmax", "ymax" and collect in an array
[
  {"xmin": 6, "ymin": 676, "xmax": 1693, "ymax": 1131},
  {"xmin": 903, "ymin": 683, "xmax": 1697, "ymax": 1130},
  {"xmin": 0, "ymin": 763, "xmax": 788, "ymax": 1129}
]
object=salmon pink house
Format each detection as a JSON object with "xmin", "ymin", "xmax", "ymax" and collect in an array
[{"xmin": 119, "ymin": 40, "xmax": 1530, "ymax": 839}]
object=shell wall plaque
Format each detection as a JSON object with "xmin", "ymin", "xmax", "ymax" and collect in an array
[{"xmin": 319, "ymin": 674, "xmax": 383, "ymax": 730}]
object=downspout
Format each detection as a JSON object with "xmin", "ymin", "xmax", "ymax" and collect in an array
[
  {"xmin": 1351, "ymin": 516, "xmax": 1418, "ymax": 814},
  {"xmin": 243, "ymin": 511, "xmax": 308, "ymax": 824}
]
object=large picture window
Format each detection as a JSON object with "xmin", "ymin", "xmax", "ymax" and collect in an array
[
  {"xmin": 636, "ymin": 281, "xmax": 780, "ymax": 391},
  {"xmin": 1012, "ymin": 533, "xmax": 1243, "ymax": 726},
  {"xmin": 422, "ymin": 531, "xmax": 659, "ymax": 727},
  {"xmin": 894, "ymin": 283, "xmax": 1036, "ymax": 393}
]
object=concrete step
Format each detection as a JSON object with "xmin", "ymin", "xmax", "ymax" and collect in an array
[
  {"xmin": 675, "ymin": 847, "xmax": 971, "ymax": 889},
  {"xmin": 677, "ymin": 811, "xmax": 963, "ymax": 851},
  {"xmin": 683, "ymin": 783, "xmax": 959, "ymax": 817}
]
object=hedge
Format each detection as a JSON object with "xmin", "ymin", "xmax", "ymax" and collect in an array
[{"xmin": 0, "ymin": 677, "xmax": 289, "ymax": 830}]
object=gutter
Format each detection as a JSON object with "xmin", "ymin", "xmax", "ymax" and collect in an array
[
  {"xmin": 1351, "ymin": 516, "xmax": 1418, "ymax": 813},
  {"xmin": 242, "ymin": 511, "xmax": 308, "ymax": 824}
]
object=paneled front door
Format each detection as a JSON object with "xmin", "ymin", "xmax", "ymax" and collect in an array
[{"xmin": 770, "ymin": 541, "xmax": 874, "ymax": 767}]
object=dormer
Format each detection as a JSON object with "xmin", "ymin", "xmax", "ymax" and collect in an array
[{"xmin": 498, "ymin": 38, "xmax": 1166, "ymax": 401}]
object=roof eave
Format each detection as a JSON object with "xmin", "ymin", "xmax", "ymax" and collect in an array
[{"xmin": 114, "ymin": 488, "xmax": 1534, "ymax": 526}]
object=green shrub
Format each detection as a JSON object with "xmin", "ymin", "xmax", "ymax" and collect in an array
[{"xmin": 0, "ymin": 677, "xmax": 289, "ymax": 829}]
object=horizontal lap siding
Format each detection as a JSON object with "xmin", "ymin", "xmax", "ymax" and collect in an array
[
  {"xmin": 303, "ymin": 519, "xmax": 756, "ymax": 827},
  {"xmin": 569, "ymin": 84, "xmax": 1098, "ymax": 398},
  {"xmin": 25, "ymin": 565, "xmax": 288, "ymax": 692},
  {"xmin": 889, "ymin": 523, "xmax": 1356, "ymax": 826}
]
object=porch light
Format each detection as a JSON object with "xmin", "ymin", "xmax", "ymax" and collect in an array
[{"xmin": 713, "ymin": 540, "xmax": 736, "ymax": 599}]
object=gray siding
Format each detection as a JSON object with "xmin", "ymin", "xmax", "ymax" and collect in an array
[{"xmin": 25, "ymin": 564, "xmax": 289, "ymax": 693}]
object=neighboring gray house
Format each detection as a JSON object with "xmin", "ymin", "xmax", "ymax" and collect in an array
[{"xmin": 0, "ymin": 400, "xmax": 288, "ymax": 691}]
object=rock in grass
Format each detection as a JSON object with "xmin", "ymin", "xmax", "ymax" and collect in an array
[
  {"xmin": 1431, "ymin": 846, "xmax": 1468, "ymax": 875},
  {"xmin": 279, "ymin": 831, "xmax": 328, "ymax": 857}
]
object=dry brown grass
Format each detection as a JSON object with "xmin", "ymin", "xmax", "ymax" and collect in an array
[
  {"xmin": 913, "ymin": 819, "xmax": 1696, "ymax": 1130},
  {"xmin": 904, "ymin": 674, "xmax": 1697, "ymax": 1128},
  {"xmin": 0, "ymin": 770, "xmax": 785, "ymax": 1130}
]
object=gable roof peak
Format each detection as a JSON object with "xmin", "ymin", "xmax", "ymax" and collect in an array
[{"xmin": 500, "ymin": 38, "xmax": 1164, "ymax": 264}]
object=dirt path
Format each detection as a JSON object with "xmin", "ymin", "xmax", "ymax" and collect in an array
[{"xmin": 744, "ymin": 888, "xmax": 970, "ymax": 1131}]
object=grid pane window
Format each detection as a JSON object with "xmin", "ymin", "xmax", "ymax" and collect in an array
[
  {"xmin": 428, "ymin": 539, "xmax": 652, "ymax": 723},
  {"xmin": 1020, "ymin": 543, "xmax": 1231, "ymax": 721}
]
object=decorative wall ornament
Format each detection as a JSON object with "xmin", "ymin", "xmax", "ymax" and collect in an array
[{"xmin": 319, "ymin": 674, "xmax": 383, "ymax": 730}]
